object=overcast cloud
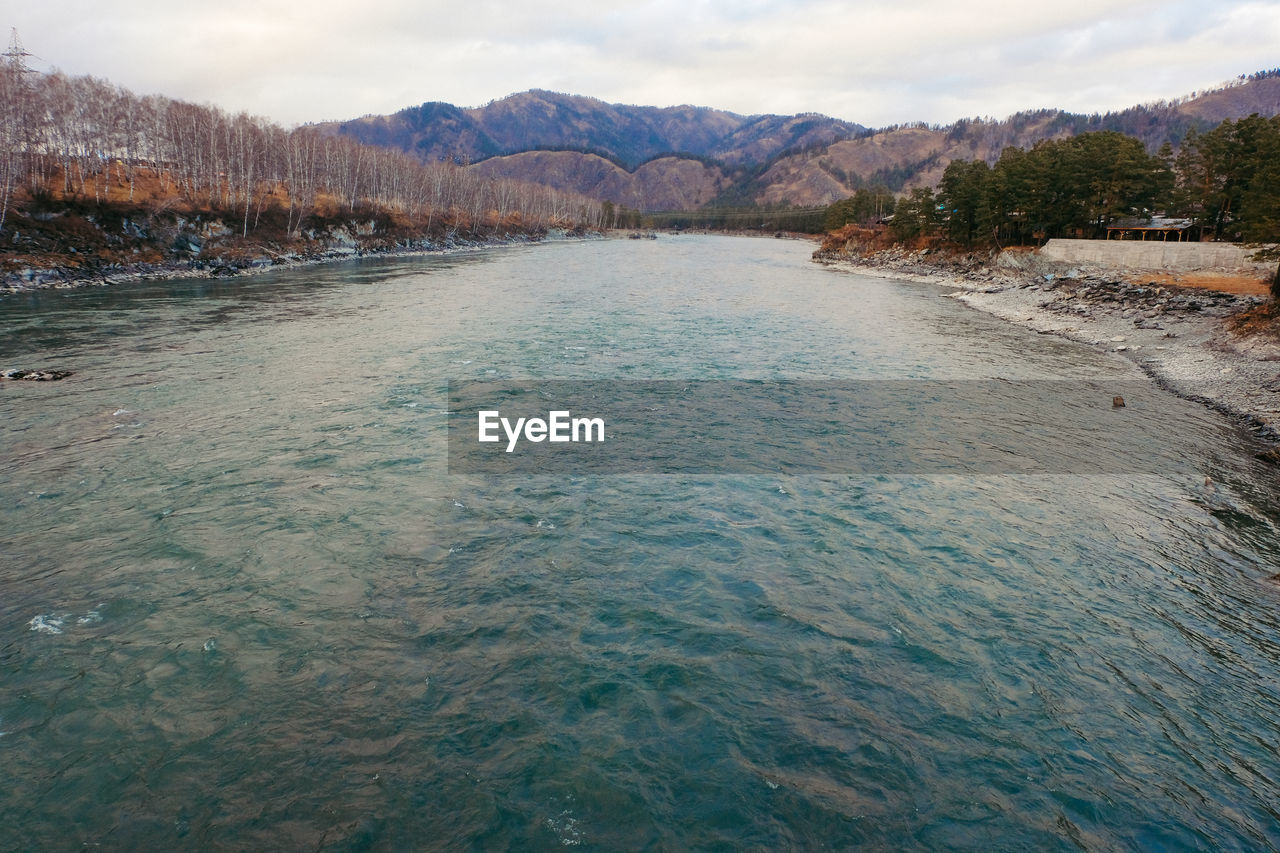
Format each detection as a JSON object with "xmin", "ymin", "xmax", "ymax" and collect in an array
[{"xmin": 9, "ymin": 0, "xmax": 1280, "ymax": 127}]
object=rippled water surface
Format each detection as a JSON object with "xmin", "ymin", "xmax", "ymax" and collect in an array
[{"xmin": 3, "ymin": 236, "xmax": 1280, "ymax": 850}]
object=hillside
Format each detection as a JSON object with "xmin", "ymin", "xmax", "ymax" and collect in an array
[
  {"xmin": 759, "ymin": 72, "xmax": 1280, "ymax": 206},
  {"xmin": 325, "ymin": 89, "xmax": 864, "ymax": 169},
  {"xmin": 0, "ymin": 70, "xmax": 609, "ymax": 289},
  {"xmin": 328, "ymin": 72, "xmax": 1280, "ymax": 212},
  {"xmin": 468, "ymin": 152, "xmax": 729, "ymax": 211}
]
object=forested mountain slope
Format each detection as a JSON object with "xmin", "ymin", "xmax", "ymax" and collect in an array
[
  {"xmin": 328, "ymin": 73, "xmax": 1280, "ymax": 210},
  {"xmin": 326, "ymin": 89, "xmax": 864, "ymax": 169},
  {"xmin": 758, "ymin": 72, "xmax": 1280, "ymax": 207}
]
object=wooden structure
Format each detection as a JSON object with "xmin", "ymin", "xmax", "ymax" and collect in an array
[{"xmin": 1106, "ymin": 216, "xmax": 1194, "ymax": 241}]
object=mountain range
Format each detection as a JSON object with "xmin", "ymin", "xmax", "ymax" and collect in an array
[{"xmin": 321, "ymin": 72, "xmax": 1280, "ymax": 212}]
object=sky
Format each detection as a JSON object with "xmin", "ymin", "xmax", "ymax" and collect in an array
[{"xmin": 7, "ymin": 0, "xmax": 1280, "ymax": 128}]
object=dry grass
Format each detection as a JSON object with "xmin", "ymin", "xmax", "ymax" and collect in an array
[
  {"xmin": 1125, "ymin": 271, "xmax": 1272, "ymax": 297},
  {"xmin": 1226, "ymin": 300, "xmax": 1280, "ymax": 339}
]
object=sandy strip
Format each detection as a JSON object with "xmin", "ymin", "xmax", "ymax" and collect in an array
[{"xmin": 819, "ymin": 254, "xmax": 1280, "ymax": 445}]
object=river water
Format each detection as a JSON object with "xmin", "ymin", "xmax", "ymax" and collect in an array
[{"xmin": 2, "ymin": 235, "xmax": 1280, "ymax": 850}]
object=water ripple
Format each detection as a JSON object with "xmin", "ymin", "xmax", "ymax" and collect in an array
[{"xmin": 2, "ymin": 237, "xmax": 1279, "ymax": 850}]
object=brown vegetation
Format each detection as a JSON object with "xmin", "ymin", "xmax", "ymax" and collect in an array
[
  {"xmin": 818, "ymin": 223, "xmax": 909, "ymax": 255},
  {"xmin": 0, "ymin": 158, "xmax": 594, "ymax": 286},
  {"xmin": 1135, "ymin": 272, "xmax": 1271, "ymax": 297},
  {"xmin": 470, "ymin": 151, "xmax": 730, "ymax": 212},
  {"xmin": 759, "ymin": 75, "xmax": 1280, "ymax": 208},
  {"xmin": 1226, "ymin": 300, "xmax": 1280, "ymax": 338},
  {"xmin": 0, "ymin": 55, "xmax": 608, "ymax": 280},
  {"xmin": 319, "ymin": 73, "xmax": 1280, "ymax": 212}
]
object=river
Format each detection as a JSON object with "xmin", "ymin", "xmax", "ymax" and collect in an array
[{"xmin": 2, "ymin": 235, "xmax": 1279, "ymax": 850}]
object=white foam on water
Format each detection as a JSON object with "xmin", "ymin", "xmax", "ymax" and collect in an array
[
  {"xmin": 545, "ymin": 809, "xmax": 582, "ymax": 847},
  {"xmin": 112, "ymin": 408, "xmax": 132, "ymax": 416},
  {"xmin": 30, "ymin": 606, "xmax": 105, "ymax": 635},
  {"xmin": 28, "ymin": 614, "xmax": 65, "ymax": 634}
]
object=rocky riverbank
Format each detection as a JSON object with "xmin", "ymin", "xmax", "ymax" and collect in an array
[
  {"xmin": 815, "ymin": 245, "xmax": 1280, "ymax": 446},
  {"xmin": 1, "ymin": 206, "xmax": 597, "ymax": 296},
  {"xmin": 2, "ymin": 231, "xmax": 584, "ymax": 296}
]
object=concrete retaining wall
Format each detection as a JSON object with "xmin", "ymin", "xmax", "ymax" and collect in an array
[{"xmin": 1039, "ymin": 239, "xmax": 1269, "ymax": 273}]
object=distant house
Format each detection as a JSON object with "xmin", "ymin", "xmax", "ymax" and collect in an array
[{"xmin": 1106, "ymin": 216, "xmax": 1194, "ymax": 241}]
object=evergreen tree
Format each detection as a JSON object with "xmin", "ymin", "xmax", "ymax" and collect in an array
[
  {"xmin": 938, "ymin": 159, "xmax": 991, "ymax": 247},
  {"xmin": 823, "ymin": 186, "xmax": 894, "ymax": 231},
  {"xmin": 1230, "ymin": 115, "xmax": 1280, "ymax": 243},
  {"xmin": 890, "ymin": 186, "xmax": 939, "ymax": 242}
]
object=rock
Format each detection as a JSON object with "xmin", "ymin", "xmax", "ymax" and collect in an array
[
  {"xmin": 1113, "ymin": 396, "xmax": 1126, "ymax": 407},
  {"xmin": 1, "ymin": 368, "xmax": 72, "ymax": 381},
  {"xmin": 172, "ymin": 232, "xmax": 204, "ymax": 256},
  {"xmin": 1257, "ymin": 447, "xmax": 1280, "ymax": 466}
]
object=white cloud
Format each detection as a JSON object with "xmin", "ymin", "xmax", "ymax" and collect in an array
[{"xmin": 7, "ymin": 0, "xmax": 1279, "ymax": 127}]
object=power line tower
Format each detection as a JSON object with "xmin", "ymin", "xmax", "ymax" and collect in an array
[
  {"xmin": 3, "ymin": 27, "xmax": 36, "ymax": 76},
  {"xmin": 0, "ymin": 28, "xmax": 38, "ymax": 237}
]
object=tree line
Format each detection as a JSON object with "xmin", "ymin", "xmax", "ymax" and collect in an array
[
  {"xmin": 644, "ymin": 204, "xmax": 828, "ymax": 233},
  {"xmin": 0, "ymin": 41, "xmax": 605, "ymax": 240},
  {"xmin": 825, "ymin": 117, "xmax": 1280, "ymax": 248}
]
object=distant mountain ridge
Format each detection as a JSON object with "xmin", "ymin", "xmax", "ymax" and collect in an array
[
  {"xmin": 328, "ymin": 89, "xmax": 865, "ymax": 169},
  {"xmin": 753, "ymin": 71, "xmax": 1280, "ymax": 207},
  {"xmin": 324, "ymin": 72, "xmax": 1280, "ymax": 211}
]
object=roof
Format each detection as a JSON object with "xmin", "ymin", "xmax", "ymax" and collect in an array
[{"xmin": 1108, "ymin": 216, "xmax": 1193, "ymax": 230}]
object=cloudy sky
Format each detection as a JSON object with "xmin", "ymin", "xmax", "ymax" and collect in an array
[{"xmin": 9, "ymin": 0, "xmax": 1280, "ymax": 127}]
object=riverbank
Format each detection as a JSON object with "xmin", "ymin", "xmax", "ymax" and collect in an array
[
  {"xmin": 815, "ymin": 246, "xmax": 1280, "ymax": 446},
  {"xmin": 1, "ymin": 226, "xmax": 600, "ymax": 296}
]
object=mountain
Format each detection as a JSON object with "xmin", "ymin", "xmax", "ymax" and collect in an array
[
  {"xmin": 755, "ymin": 72, "xmax": 1280, "ymax": 207},
  {"xmin": 325, "ymin": 72, "xmax": 1280, "ymax": 211},
  {"xmin": 326, "ymin": 89, "xmax": 864, "ymax": 169},
  {"xmin": 467, "ymin": 152, "xmax": 729, "ymax": 211}
]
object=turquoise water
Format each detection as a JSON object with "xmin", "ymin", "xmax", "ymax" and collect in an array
[{"xmin": 2, "ymin": 235, "xmax": 1280, "ymax": 850}]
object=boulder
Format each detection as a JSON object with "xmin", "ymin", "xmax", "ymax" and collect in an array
[{"xmin": 1, "ymin": 368, "xmax": 73, "ymax": 381}]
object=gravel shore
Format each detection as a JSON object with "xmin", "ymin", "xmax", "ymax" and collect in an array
[{"xmin": 817, "ymin": 248, "xmax": 1280, "ymax": 445}]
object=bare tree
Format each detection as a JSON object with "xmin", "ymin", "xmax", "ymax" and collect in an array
[{"xmin": 0, "ymin": 45, "xmax": 607, "ymax": 243}]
